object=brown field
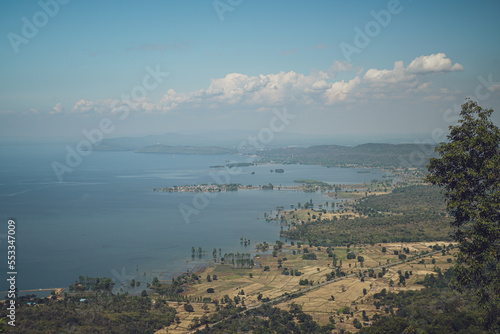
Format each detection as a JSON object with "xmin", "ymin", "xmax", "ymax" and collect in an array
[{"xmin": 155, "ymin": 241, "xmax": 456, "ymax": 333}]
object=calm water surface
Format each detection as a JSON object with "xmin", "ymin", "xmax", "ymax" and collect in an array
[{"xmin": 0, "ymin": 145, "xmax": 388, "ymax": 294}]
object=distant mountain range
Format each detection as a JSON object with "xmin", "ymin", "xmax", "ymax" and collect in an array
[
  {"xmin": 92, "ymin": 133, "xmax": 436, "ymax": 168},
  {"xmin": 88, "ymin": 130, "xmax": 429, "ymax": 152}
]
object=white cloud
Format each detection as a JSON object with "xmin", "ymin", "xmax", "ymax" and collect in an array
[
  {"xmin": 323, "ymin": 77, "xmax": 361, "ymax": 105},
  {"xmin": 488, "ymin": 84, "xmax": 500, "ymax": 92},
  {"xmin": 72, "ymin": 99, "xmax": 95, "ymax": 113},
  {"xmin": 50, "ymin": 103, "xmax": 65, "ymax": 114},
  {"xmin": 160, "ymin": 69, "xmax": 344, "ymax": 110},
  {"xmin": 46, "ymin": 54, "xmax": 463, "ymax": 116},
  {"xmin": 364, "ymin": 60, "xmax": 415, "ymax": 84},
  {"xmin": 159, "ymin": 61, "xmax": 359, "ymax": 110},
  {"xmin": 325, "ymin": 61, "xmax": 353, "ymax": 77},
  {"xmin": 71, "ymin": 98, "xmax": 154, "ymax": 115},
  {"xmin": 416, "ymin": 82, "xmax": 432, "ymax": 92},
  {"xmin": 362, "ymin": 53, "xmax": 464, "ymax": 96},
  {"xmin": 407, "ymin": 53, "xmax": 464, "ymax": 74}
]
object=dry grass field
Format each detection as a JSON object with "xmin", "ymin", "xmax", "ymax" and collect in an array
[{"xmin": 154, "ymin": 241, "xmax": 456, "ymax": 333}]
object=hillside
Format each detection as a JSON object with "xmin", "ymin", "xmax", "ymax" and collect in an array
[
  {"xmin": 259, "ymin": 143, "xmax": 437, "ymax": 168},
  {"xmin": 282, "ymin": 185, "xmax": 452, "ymax": 245}
]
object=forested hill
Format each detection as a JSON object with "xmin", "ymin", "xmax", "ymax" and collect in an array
[
  {"xmin": 91, "ymin": 141, "xmax": 437, "ymax": 167},
  {"xmin": 283, "ymin": 185, "xmax": 452, "ymax": 245},
  {"xmin": 259, "ymin": 143, "xmax": 437, "ymax": 168}
]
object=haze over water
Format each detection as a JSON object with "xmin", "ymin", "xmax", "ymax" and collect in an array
[{"xmin": 0, "ymin": 144, "xmax": 387, "ymax": 295}]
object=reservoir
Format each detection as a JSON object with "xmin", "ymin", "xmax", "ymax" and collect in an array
[{"xmin": 0, "ymin": 144, "xmax": 387, "ymax": 295}]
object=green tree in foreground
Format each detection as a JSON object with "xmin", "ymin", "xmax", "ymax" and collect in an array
[{"xmin": 426, "ymin": 99, "xmax": 500, "ymax": 306}]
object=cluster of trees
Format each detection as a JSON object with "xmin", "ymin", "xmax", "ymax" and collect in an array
[
  {"xmin": 418, "ymin": 271, "xmax": 450, "ymax": 289},
  {"xmin": 298, "ymin": 278, "xmax": 314, "ymax": 286},
  {"xmin": 255, "ymin": 241, "xmax": 270, "ymax": 251},
  {"xmin": 366, "ymin": 267, "xmax": 387, "ymax": 278},
  {"xmin": 0, "ymin": 292, "xmax": 177, "ymax": 333},
  {"xmin": 192, "ymin": 246, "xmax": 204, "ymax": 259},
  {"xmin": 354, "ymin": 184, "xmax": 446, "ymax": 216},
  {"xmin": 359, "ymin": 269, "xmax": 499, "ymax": 333},
  {"xmin": 281, "ymin": 268, "xmax": 302, "ymax": 276},
  {"xmin": 68, "ymin": 276, "xmax": 114, "ymax": 292},
  {"xmin": 193, "ymin": 303, "xmax": 334, "ymax": 333},
  {"xmin": 239, "ymin": 237, "xmax": 251, "ymax": 246},
  {"xmin": 283, "ymin": 184, "xmax": 453, "ymax": 246},
  {"xmin": 302, "ymin": 252, "xmax": 317, "ymax": 260},
  {"xmin": 221, "ymin": 252, "xmax": 254, "ymax": 268},
  {"xmin": 150, "ymin": 273, "xmax": 198, "ymax": 296},
  {"xmin": 185, "ymin": 294, "xmax": 250, "ymax": 330},
  {"xmin": 259, "ymin": 143, "xmax": 437, "ymax": 168},
  {"xmin": 325, "ymin": 268, "xmax": 346, "ymax": 281},
  {"xmin": 225, "ymin": 183, "xmax": 241, "ymax": 191},
  {"xmin": 272, "ymin": 240, "xmax": 284, "ymax": 257},
  {"xmin": 294, "ymin": 179, "xmax": 335, "ymax": 192}
]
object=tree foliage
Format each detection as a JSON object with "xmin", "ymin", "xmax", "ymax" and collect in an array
[
  {"xmin": 259, "ymin": 143, "xmax": 437, "ymax": 168},
  {"xmin": 359, "ymin": 270, "xmax": 497, "ymax": 333},
  {"xmin": 283, "ymin": 185, "xmax": 452, "ymax": 246},
  {"xmin": 193, "ymin": 303, "xmax": 333, "ymax": 334},
  {"xmin": 426, "ymin": 99, "xmax": 500, "ymax": 304},
  {"xmin": 1, "ymin": 293, "xmax": 176, "ymax": 334}
]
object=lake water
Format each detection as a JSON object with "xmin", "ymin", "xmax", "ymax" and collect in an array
[{"xmin": 0, "ymin": 144, "xmax": 387, "ymax": 295}]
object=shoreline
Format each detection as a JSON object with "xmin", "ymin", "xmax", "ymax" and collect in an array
[{"xmin": 21, "ymin": 167, "xmax": 403, "ymax": 299}]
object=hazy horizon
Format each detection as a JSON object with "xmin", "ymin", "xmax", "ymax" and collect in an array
[
  {"xmin": 0, "ymin": 129, "xmax": 440, "ymax": 148},
  {"xmin": 1, "ymin": 1, "xmax": 500, "ymax": 143}
]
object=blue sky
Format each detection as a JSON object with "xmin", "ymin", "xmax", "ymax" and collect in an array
[{"xmin": 1, "ymin": 0, "xmax": 499, "ymax": 142}]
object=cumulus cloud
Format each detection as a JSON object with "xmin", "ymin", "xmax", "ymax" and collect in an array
[
  {"xmin": 364, "ymin": 60, "xmax": 415, "ymax": 84},
  {"xmin": 50, "ymin": 103, "xmax": 65, "ymax": 114},
  {"xmin": 325, "ymin": 61, "xmax": 353, "ymax": 76},
  {"xmin": 72, "ymin": 99, "xmax": 95, "ymax": 113},
  {"xmin": 158, "ymin": 60, "xmax": 359, "ymax": 111},
  {"xmin": 49, "ymin": 53, "xmax": 462, "ymax": 116},
  {"xmin": 323, "ymin": 77, "xmax": 361, "ymax": 105},
  {"xmin": 71, "ymin": 98, "xmax": 146, "ymax": 115},
  {"xmin": 407, "ymin": 53, "xmax": 464, "ymax": 73},
  {"xmin": 490, "ymin": 84, "xmax": 500, "ymax": 92},
  {"xmin": 363, "ymin": 53, "xmax": 464, "ymax": 89},
  {"xmin": 160, "ymin": 68, "xmax": 349, "ymax": 111}
]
